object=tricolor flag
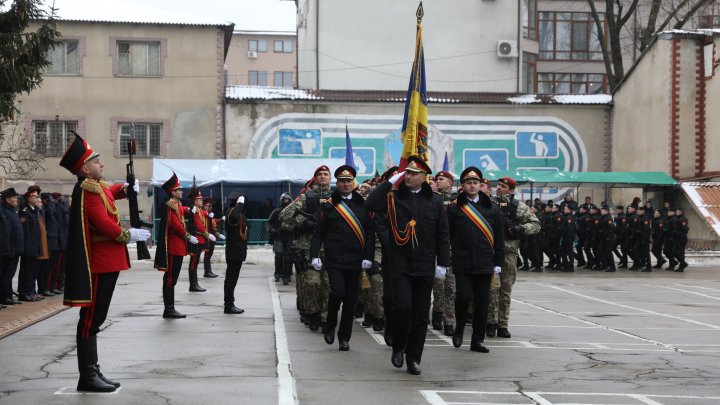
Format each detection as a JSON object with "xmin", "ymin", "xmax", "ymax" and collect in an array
[
  {"xmin": 398, "ymin": 3, "xmax": 429, "ymax": 172},
  {"xmin": 442, "ymin": 150, "xmax": 449, "ymax": 172},
  {"xmin": 345, "ymin": 123, "xmax": 354, "ymax": 168}
]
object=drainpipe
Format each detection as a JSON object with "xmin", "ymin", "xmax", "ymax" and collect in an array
[{"xmin": 316, "ymin": 0, "xmax": 320, "ymax": 90}]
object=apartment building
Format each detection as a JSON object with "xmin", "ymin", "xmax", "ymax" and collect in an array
[{"xmin": 225, "ymin": 30, "xmax": 297, "ymax": 87}]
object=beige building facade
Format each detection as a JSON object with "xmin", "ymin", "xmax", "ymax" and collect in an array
[{"xmin": 225, "ymin": 30, "xmax": 296, "ymax": 87}]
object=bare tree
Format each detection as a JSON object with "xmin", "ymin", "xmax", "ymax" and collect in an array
[
  {"xmin": 0, "ymin": 113, "xmax": 45, "ymax": 178},
  {"xmin": 588, "ymin": 0, "xmax": 716, "ymax": 91}
]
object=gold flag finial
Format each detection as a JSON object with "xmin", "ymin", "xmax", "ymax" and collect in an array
[{"xmin": 416, "ymin": 1, "xmax": 424, "ymax": 23}]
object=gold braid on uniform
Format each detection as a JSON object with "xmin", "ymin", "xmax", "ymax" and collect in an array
[
  {"xmin": 81, "ymin": 179, "xmax": 127, "ymax": 243},
  {"xmin": 167, "ymin": 199, "xmax": 192, "ymax": 240}
]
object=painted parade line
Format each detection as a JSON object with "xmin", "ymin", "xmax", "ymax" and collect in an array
[{"xmin": 420, "ymin": 390, "xmax": 720, "ymax": 405}]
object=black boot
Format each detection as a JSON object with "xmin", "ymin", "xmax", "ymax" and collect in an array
[
  {"xmin": 162, "ymin": 285, "xmax": 186, "ymax": 319},
  {"xmin": 496, "ymin": 327, "xmax": 512, "ymax": 338},
  {"xmin": 372, "ymin": 317, "xmax": 384, "ymax": 332},
  {"xmin": 486, "ymin": 323, "xmax": 497, "ymax": 337},
  {"xmin": 470, "ymin": 332, "xmax": 489, "ymax": 353},
  {"xmin": 204, "ymin": 270, "xmax": 218, "ymax": 278},
  {"xmin": 189, "ymin": 271, "xmax": 206, "ymax": 292},
  {"xmin": 453, "ymin": 308, "xmax": 466, "ymax": 348},
  {"xmin": 95, "ymin": 364, "xmax": 121, "ymax": 388},
  {"xmin": 324, "ymin": 326, "xmax": 335, "ymax": 345},
  {"xmin": 361, "ymin": 314, "xmax": 374, "ymax": 328},
  {"xmin": 224, "ymin": 305, "xmax": 245, "ymax": 314},
  {"xmin": 309, "ymin": 312, "xmax": 321, "ymax": 331},
  {"xmin": 431, "ymin": 312, "xmax": 443, "ymax": 330},
  {"xmin": 77, "ymin": 337, "xmax": 116, "ymax": 392},
  {"xmin": 444, "ymin": 324, "xmax": 455, "ymax": 337},
  {"xmin": 353, "ymin": 304, "xmax": 364, "ymax": 319}
]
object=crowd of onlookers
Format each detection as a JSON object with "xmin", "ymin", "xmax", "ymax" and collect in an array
[{"xmin": 0, "ymin": 186, "xmax": 69, "ymax": 309}]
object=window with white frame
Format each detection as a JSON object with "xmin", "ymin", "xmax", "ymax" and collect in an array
[
  {"xmin": 117, "ymin": 41, "xmax": 161, "ymax": 76},
  {"xmin": 537, "ymin": 72, "xmax": 607, "ymax": 94},
  {"xmin": 249, "ymin": 70, "xmax": 268, "ymax": 86},
  {"xmin": 46, "ymin": 40, "xmax": 80, "ymax": 75},
  {"xmin": 248, "ymin": 39, "xmax": 267, "ymax": 52},
  {"xmin": 118, "ymin": 123, "xmax": 162, "ymax": 156},
  {"xmin": 539, "ymin": 12, "xmax": 604, "ymax": 61},
  {"xmin": 32, "ymin": 120, "xmax": 78, "ymax": 156},
  {"xmin": 274, "ymin": 40, "xmax": 293, "ymax": 53},
  {"xmin": 274, "ymin": 71, "xmax": 293, "ymax": 87}
]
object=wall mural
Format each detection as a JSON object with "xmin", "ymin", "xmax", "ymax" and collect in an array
[{"xmin": 247, "ymin": 113, "xmax": 588, "ymax": 200}]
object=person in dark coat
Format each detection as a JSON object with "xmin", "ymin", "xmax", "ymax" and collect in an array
[
  {"xmin": 53, "ymin": 192, "xmax": 70, "ymax": 292},
  {"xmin": 630, "ymin": 206, "xmax": 652, "ymax": 271},
  {"xmin": 18, "ymin": 187, "xmax": 44, "ymax": 302},
  {"xmin": 223, "ymin": 189, "xmax": 249, "ymax": 314},
  {"xmin": 267, "ymin": 192, "xmax": 294, "ymax": 284},
  {"xmin": 365, "ymin": 155, "xmax": 450, "ymax": 376},
  {"xmin": 597, "ymin": 205, "xmax": 617, "ymax": 272},
  {"xmin": 1, "ymin": 188, "xmax": 24, "ymax": 305},
  {"xmin": 651, "ymin": 209, "xmax": 667, "ymax": 269},
  {"xmin": 673, "ymin": 208, "xmax": 689, "ymax": 272},
  {"xmin": 310, "ymin": 165, "xmax": 375, "ymax": 351},
  {"xmin": 446, "ymin": 167, "xmax": 504, "ymax": 353},
  {"xmin": 664, "ymin": 209, "xmax": 677, "ymax": 270},
  {"xmin": 559, "ymin": 204, "xmax": 576, "ymax": 272},
  {"xmin": 38, "ymin": 192, "xmax": 60, "ymax": 296}
]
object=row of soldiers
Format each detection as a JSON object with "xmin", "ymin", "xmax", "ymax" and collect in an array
[
  {"xmin": 271, "ymin": 158, "xmax": 539, "ymax": 375},
  {"xmin": 522, "ymin": 198, "xmax": 690, "ymax": 273},
  {"xmin": 0, "ymin": 187, "xmax": 70, "ymax": 308}
]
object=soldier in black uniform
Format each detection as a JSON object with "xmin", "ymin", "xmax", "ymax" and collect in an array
[
  {"xmin": 545, "ymin": 204, "xmax": 561, "ymax": 270},
  {"xmin": 673, "ymin": 208, "xmax": 689, "ymax": 272},
  {"xmin": 664, "ymin": 209, "xmax": 677, "ymax": 270},
  {"xmin": 614, "ymin": 206, "xmax": 629, "ymax": 268},
  {"xmin": 268, "ymin": 192, "xmax": 293, "ymax": 284},
  {"xmin": 630, "ymin": 206, "xmax": 652, "ymax": 272},
  {"xmin": 575, "ymin": 206, "xmax": 587, "ymax": 267},
  {"xmin": 582, "ymin": 205, "xmax": 597, "ymax": 269},
  {"xmin": 311, "ymin": 165, "xmax": 375, "ymax": 351},
  {"xmin": 589, "ymin": 206, "xmax": 604, "ymax": 270},
  {"xmin": 559, "ymin": 205, "xmax": 575, "ymax": 272},
  {"xmin": 223, "ymin": 189, "xmax": 249, "ymax": 314},
  {"xmin": 365, "ymin": 156, "xmax": 450, "ymax": 376},
  {"xmin": 651, "ymin": 209, "xmax": 667, "ymax": 269},
  {"xmin": 597, "ymin": 205, "xmax": 617, "ymax": 272},
  {"xmin": 447, "ymin": 167, "xmax": 504, "ymax": 353}
]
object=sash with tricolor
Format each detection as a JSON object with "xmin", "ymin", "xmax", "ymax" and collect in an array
[
  {"xmin": 459, "ymin": 202, "xmax": 494, "ymax": 250},
  {"xmin": 334, "ymin": 200, "xmax": 365, "ymax": 249}
]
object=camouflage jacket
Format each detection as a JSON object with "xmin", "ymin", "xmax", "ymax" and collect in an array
[
  {"xmin": 278, "ymin": 184, "xmax": 331, "ymax": 252},
  {"xmin": 498, "ymin": 193, "xmax": 541, "ymax": 253}
]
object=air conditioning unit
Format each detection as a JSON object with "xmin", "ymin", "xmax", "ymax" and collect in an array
[
  {"xmin": 497, "ymin": 40, "xmax": 518, "ymax": 58},
  {"xmin": 247, "ymin": 50, "xmax": 258, "ymax": 59}
]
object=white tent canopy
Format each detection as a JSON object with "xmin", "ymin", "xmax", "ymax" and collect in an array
[{"xmin": 151, "ymin": 158, "xmax": 346, "ymax": 187}]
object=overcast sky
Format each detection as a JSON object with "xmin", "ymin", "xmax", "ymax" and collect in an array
[{"xmin": 41, "ymin": 0, "xmax": 297, "ymax": 31}]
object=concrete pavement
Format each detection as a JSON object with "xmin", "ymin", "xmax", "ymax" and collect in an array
[{"xmin": 1, "ymin": 250, "xmax": 720, "ymax": 404}]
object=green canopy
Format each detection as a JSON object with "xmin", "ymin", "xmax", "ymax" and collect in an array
[{"xmin": 480, "ymin": 170, "xmax": 678, "ymax": 188}]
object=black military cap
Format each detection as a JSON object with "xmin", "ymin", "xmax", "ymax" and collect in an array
[
  {"xmin": 59, "ymin": 131, "xmax": 100, "ymax": 175},
  {"xmin": 460, "ymin": 166, "xmax": 482, "ymax": 183},
  {"xmin": 381, "ymin": 166, "xmax": 399, "ymax": 181},
  {"xmin": 0, "ymin": 187, "xmax": 19, "ymax": 199},
  {"xmin": 161, "ymin": 172, "xmax": 182, "ymax": 195},
  {"xmin": 404, "ymin": 155, "xmax": 431, "ymax": 174},
  {"xmin": 334, "ymin": 165, "xmax": 356, "ymax": 180}
]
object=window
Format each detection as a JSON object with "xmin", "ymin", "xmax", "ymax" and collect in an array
[
  {"xmin": 537, "ymin": 73, "xmax": 607, "ymax": 94},
  {"xmin": 274, "ymin": 40, "xmax": 293, "ymax": 53},
  {"xmin": 46, "ymin": 40, "xmax": 80, "ymax": 74},
  {"xmin": 522, "ymin": 0, "xmax": 538, "ymax": 40},
  {"xmin": 32, "ymin": 120, "xmax": 78, "ymax": 156},
  {"xmin": 118, "ymin": 123, "xmax": 162, "ymax": 156},
  {"xmin": 248, "ymin": 39, "xmax": 267, "ymax": 52},
  {"xmin": 274, "ymin": 71, "xmax": 293, "ymax": 87},
  {"xmin": 117, "ymin": 41, "xmax": 161, "ymax": 76},
  {"xmin": 539, "ymin": 12, "xmax": 604, "ymax": 61},
  {"xmin": 249, "ymin": 71, "xmax": 268, "ymax": 86},
  {"xmin": 522, "ymin": 52, "xmax": 537, "ymax": 93}
]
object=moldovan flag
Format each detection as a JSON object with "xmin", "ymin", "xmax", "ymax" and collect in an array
[{"xmin": 398, "ymin": 12, "xmax": 429, "ymax": 172}]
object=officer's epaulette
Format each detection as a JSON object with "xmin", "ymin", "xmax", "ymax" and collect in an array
[
  {"xmin": 80, "ymin": 179, "xmax": 107, "ymax": 194},
  {"xmin": 166, "ymin": 199, "xmax": 180, "ymax": 211}
]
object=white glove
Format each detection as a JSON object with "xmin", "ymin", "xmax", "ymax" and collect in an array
[
  {"xmin": 237, "ymin": 196, "xmax": 245, "ymax": 204},
  {"xmin": 311, "ymin": 258, "xmax": 322, "ymax": 270},
  {"xmin": 389, "ymin": 171, "xmax": 405, "ymax": 185},
  {"xmin": 188, "ymin": 235, "xmax": 199, "ymax": 244},
  {"xmin": 209, "ymin": 212, "xmax": 215, "ymax": 218},
  {"xmin": 191, "ymin": 206, "xmax": 197, "ymax": 214},
  {"xmin": 361, "ymin": 260, "xmax": 372, "ymax": 269},
  {"xmin": 494, "ymin": 266, "xmax": 502, "ymax": 274},
  {"xmin": 222, "ymin": 216, "xmax": 226, "ymax": 221},
  {"xmin": 123, "ymin": 179, "xmax": 140, "ymax": 194},
  {"xmin": 218, "ymin": 234, "xmax": 226, "ymax": 240},
  {"xmin": 208, "ymin": 234, "xmax": 217, "ymax": 242},
  {"xmin": 128, "ymin": 228, "xmax": 151, "ymax": 243},
  {"xmin": 435, "ymin": 266, "xmax": 447, "ymax": 279}
]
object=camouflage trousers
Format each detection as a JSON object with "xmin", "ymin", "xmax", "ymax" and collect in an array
[
  {"xmin": 432, "ymin": 270, "xmax": 456, "ymax": 326},
  {"xmin": 487, "ymin": 251, "xmax": 518, "ymax": 328},
  {"xmin": 358, "ymin": 272, "xmax": 384, "ymax": 318},
  {"xmin": 303, "ymin": 264, "xmax": 329, "ymax": 321}
]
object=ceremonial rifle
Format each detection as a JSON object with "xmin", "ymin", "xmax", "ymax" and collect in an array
[{"xmin": 126, "ymin": 131, "xmax": 152, "ymax": 260}]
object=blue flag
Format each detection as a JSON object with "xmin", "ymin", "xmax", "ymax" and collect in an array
[
  {"xmin": 345, "ymin": 124, "xmax": 354, "ymax": 168},
  {"xmin": 443, "ymin": 151, "xmax": 449, "ymax": 172}
]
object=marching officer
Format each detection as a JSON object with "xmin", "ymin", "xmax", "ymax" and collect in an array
[
  {"xmin": 432, "ymin": 170, "xmax": 457, "ymax": 336},
  {"xmin": 597, "ymin": 205, "xmax": 617, "ymax": 272},
  {"xmin": 280, "ymin": 165, "xmax": 332, "ymax": 332},
  {"xmin": 486, "ymin": 177, "xmax": 540, "ymax": 339},
  {"xmin": 223, "ymin": 189, "xmax": 249, "ymax": 314},
  {"xmin": 673, "ymin": 207, "xmax": 689, "ymax": 272},
  {"xmin": 365, "ymin": 156, "xmax": 450, "ymax": 376},
  {"xmin": 310, "ymin": 165, "xmax": 375, "ymax": 351},
  {"xmin": 267, "ymin": 192, "xmax": 294, "ymax": 285},
  {"xmin": 154, "ymin": 173, "xmax": 198, "ymax": 319},
  {"xmin": 651, "ymin": 209, "xmax": 667, "ymax": 269},
  {"xmin": 664, "ymin": 208, "xmax": 677, "ymax": 270},
  {"xmin": 559, "ymin": 204, "xmax": 575, "ymax": 272},
  {"xmin": 631, "ymin": 206, "xmax": 652, "ymax": 271},
  {"xmin": 447, "ymin": 167, "xmax": 504, "ymax": 353},
  {"xmin": 59, "ymin": 133, "xmax": 150, "ymax": 392}
]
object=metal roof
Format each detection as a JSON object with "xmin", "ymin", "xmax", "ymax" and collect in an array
[{"xmin": 681, "ymin": 182, "xmax": 720, "ymax": 239}]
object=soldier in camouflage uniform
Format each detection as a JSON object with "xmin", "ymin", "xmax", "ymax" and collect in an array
[
  {"xmin": 279, "ymin": 166, "xmax": 332, "ymax": 332},
  {"xmin": 486, "ymin": 177, "xmax": 540, "ymax": 339},
  {"xmin": 360, "ymin": 232, "xmax": 385, "ymax": 331},
  {"xmin": 431, "ymin": 170, "xmax": 457, "ymax": 336}
]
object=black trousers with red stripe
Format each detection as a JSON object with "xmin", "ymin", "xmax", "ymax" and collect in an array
[
  {"xmin": 163, "ymin": 255, "xmax": 184, "ymax": 309},
  {"xmin": 76, "ymin": 272, "xmax": 119, "ymax": 340}
]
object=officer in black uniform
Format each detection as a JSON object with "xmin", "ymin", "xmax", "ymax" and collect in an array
[
  {"xmin": 651, "ymin": 209, "xmax": 667, "ymax": 269},
  {"xmin": 630, "ymin": 206, "xmax": 652, "ymax": 271},
  {"xmin": 673, "ymin": 208, "xmax": 689, "ymax": 272},
  {"xmin": 559, "ymin": 204, "xmax": 575, "ymax": 272},
  {"xmin": 311, "ymin": 165, "xmax": 375, "ymax": 351},
  {"xmin": 598, "ymin": 205, "xmax": 617, "ymax": 272},
  {"xmin": 614, "ymin": 206, "xmax": 628, "ymax": 267},
  {"xmin": 545, "ymin": 204, "xmax": 561, "ymax": 270},
  {"xmin": 664, "ymin": 209, "xmax": 677, "ymax": 270},
  {"xmin": 574, "ymin": 206, "xmax": 587, "ymax": 267}
]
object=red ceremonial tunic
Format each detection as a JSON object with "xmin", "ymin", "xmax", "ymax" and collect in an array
[
  {"xmin": 82, "ymin": 180, "xmax": 130, "ymax": 273},
  {"xmin": 193, "ymin": 209, "xmax": 209, "ymax": 247},
  {"xmin": 166, "ymin": 199, "xmax": 190, "ymax": 256}
]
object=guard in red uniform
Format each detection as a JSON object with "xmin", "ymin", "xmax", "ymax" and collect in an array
[
  {"xmin": 60, "ymin": 133, "xmax": 150, "ymax": 392},
  {"xmin": 187, "ymin": 188, "xmax": 212, "ymax": 292},
  {"xmin": 154, "ymin": 173, "xmax": 198, "ymax": 319}
]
